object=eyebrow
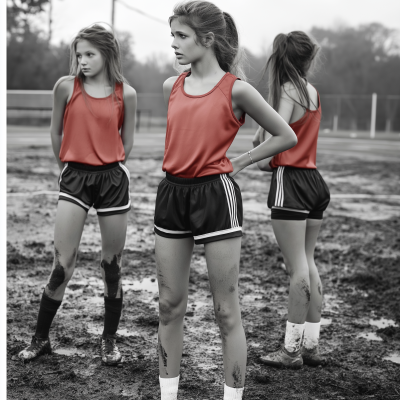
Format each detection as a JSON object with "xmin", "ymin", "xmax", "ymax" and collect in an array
[{"xmin": 171, "ymin": 30, "xmax": 188, "ymax": 35}]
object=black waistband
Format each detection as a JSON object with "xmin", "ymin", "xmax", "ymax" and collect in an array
[
  {"xmin": 166, "ymin": 172, "xmax": 224, "ymax": 185},
  {"xmin": 67, "ymin": 162, "xmax": 120, "ymax": 171}
]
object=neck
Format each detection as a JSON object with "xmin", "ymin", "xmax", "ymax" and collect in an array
[
  {"xmin": 189, "ymin": 51, "xmax": 225, "ymax": 80},
  {"xmin": 84, "ymin": 70, "xmax": 110, "ymax": 87}
]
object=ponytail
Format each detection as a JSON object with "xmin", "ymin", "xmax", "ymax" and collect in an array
[{"xmin": 263, "ymin": 31, "xmax": 320, "ymax": 112}]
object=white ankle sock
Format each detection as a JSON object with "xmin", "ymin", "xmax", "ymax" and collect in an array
[
  {"xmin": 159, "ymin": 375, "xmax": 179, "ymax": 400},
  {"xmin": 284, "ymin": 321, "xmax": 305, "ymax": 353},
  {"xmin": 303, "ymin": 321, "xmax": 320, "ymax": 350},
  {"xmin": 224, "ymin": 384, "xmax": 244, "ymax": 400}
]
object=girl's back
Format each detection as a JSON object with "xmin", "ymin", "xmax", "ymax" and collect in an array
[{"xmin": 270, "ymin": 80, "xmax": 321, "ymax": 169}]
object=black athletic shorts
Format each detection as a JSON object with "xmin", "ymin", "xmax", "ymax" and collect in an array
[
  {"xmin": 268, "ymin": 166, "xmax": 330, "ymax": 220},
  {"xmin": 154, "ymin": 173, "xmax": 243, "ymax": 245},
  {"xmin": 58, "ymin": 161, "xmax": 131, "ymax": 216}
]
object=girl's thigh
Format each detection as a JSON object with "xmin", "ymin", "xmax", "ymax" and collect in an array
[
  {"xmin": 54, "ymin": 200, "xmax": 87, "ymax": 257},
  {"xmin": 271, "ymin": 219, "xmax": 307, "ymax": 270},
  {"xmin": 155, "ymin": 234, "xmax": 194, "ymax": 301},
  {"xmin": 305, "ymin": 218, "xmax": 323, "ymax": 256},
  {"xmin": 205, "ymin": 237, "xmax": 242, "ymax": 306},
  {"xmin": 98, "ymin": 212, "xmax": 128, "ymax": 254}
]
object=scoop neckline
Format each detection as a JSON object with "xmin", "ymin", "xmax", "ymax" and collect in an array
[
  {"xmin": 82, "ymin": 81, "xmax": 114, "ymax": 99},
  {"xmin": 181, "ymin": 72, "xmax": 229, "ymax": 98}
]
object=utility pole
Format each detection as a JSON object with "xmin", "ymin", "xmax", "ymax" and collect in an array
[
  {"xmin": 111, "ymin": 0, "xmax": 116, "ymax": 28},
  {"xmin": 49, "ymin": 0, "xmax": 53, "ymax": 42}
]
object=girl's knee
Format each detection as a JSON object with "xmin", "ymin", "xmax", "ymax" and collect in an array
[
  {"xmin": 214, "ymin": 304, "xmax": 241, "ymax": 335},
  {"xmin": 159, "ymin": 297, "xmax": 186, "ymax": 326},
  {"xmin": 45, "ymin": 248, "xmax": 76, "ymax": 295},
  {"xmin": 101, "ymin": 253, "xmax": 122, "ymax": 298}
]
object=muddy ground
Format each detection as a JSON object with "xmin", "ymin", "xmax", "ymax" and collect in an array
[{"xmin": 6, "ymin": 138, "xmax": 400, "ymax": 400}]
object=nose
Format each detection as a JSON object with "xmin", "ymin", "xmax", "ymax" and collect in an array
[{"xmin": 171, "ymin": 38, "xmax": 178, "ymax": 50}]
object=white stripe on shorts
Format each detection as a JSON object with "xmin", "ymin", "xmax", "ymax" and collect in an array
[
  {"xmin": 154, "ymin": 224, "xmax": 192, "ymax": 235},
  {"xmin": 59, "ymin": 192, "xmax": 90, "ymax": 209},
  {"xmin": 224, "ymin": 174, "xmax": 239, "ymax": 227},
  {"xmin": 59, "ymin": 163, "xmax": 68, "ymax": 186},
  {"xmin": 118, "ymin": 162, "xmax": 131, "ymax": 200},
  {"xmin": 220, "ymin": 174, "xmax": 239, "ymax": 228},
  {"xmin": 275, "ymin": 166, "xmax": 285, "ymax": 207},
  {"xmin": 193, "ymin": 226, "xmax": 242, "ymax": 241},
  {"xmin": 97, "ymin": 200, "xmax": 131, "ymax": 213}
]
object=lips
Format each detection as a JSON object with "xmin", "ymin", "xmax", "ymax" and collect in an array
[{"xmin": 175, "ymin": 52, "xmax": 183, "ymax": 56}]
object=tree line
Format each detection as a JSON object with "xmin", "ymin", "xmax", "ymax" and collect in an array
[{"xmin": 7, "ymin": 1, "xmax": 400, "ymax": 130}]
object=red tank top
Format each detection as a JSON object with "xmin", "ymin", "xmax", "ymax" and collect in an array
[
  {"xmin": 60, "ymin": 78, "xmax": 125, "ymax": 166},
  {"xmin": 270, "ymin": 93, "xmax": 321, "ymax": 169},
  {"xmin": 162, "ymin": 72, "xmax": 245, "ymax": 178}
]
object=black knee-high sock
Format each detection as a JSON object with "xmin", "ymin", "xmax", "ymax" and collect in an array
[
  {"xmin": 35, "ymin": 291, "xmax": 62, "ymax": 339},
  {"xmin": 103, "ymin": 292, "xmax": 123, "ymax": 338}
]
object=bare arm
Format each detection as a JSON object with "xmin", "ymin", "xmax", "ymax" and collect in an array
[
  {"xmin": 163, "ymin": 76, "xmax": 179, "ymax": 108},
  {"xmin": 121, "ymin": 83, "xmax": 137, "ymax": 163},
  {"xmin": 252, "ymin": 87, "xmax": 296, "ymax": 172},
  {"xmin": 50, "ymin": 77, "xmax": 73, "ymax": 171},
  {"xmin": 230, "ymin": 80, "xmax": 297, "ymax": 177}
]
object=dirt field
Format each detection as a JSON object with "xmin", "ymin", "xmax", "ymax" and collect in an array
[{"xmin": 7, "ymin": 132, "xmax": 400, "ymax": 400}]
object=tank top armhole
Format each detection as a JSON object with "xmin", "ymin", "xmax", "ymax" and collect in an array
[
  {"xmin": 228, "ymin": 75, "xmax": 245, "ymax": 126},
  {"xmin": 65, "ymin": 77, "xmax": 80, "ymax": 105}
]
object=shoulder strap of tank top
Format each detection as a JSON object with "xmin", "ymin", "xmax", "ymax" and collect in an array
[
  {"xmin": 170, "ymin": 72, "xmax": 187, "ymax": 96},
  {"xmin": 217, "ymin": 73, "xmax": 239, "ymax": 100}
]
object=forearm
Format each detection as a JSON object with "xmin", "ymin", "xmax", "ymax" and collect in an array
[
  {"xmin": 236, "ymin": 134, "xmax": 295, "ymax": 172},
  {"xmin": 122, "ymin": 141, "xmax": 133, "ymax": 164},
  {"xmin": 50, "ymin": 132, "xmax": 64, "ymax": 171}
]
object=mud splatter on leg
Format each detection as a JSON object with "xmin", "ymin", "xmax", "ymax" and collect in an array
[
  {"xmin": 158, "ymin": 339, "xmax": 168, "ymax": 375},
  {"xmin": 45, "ymin": 247, "xmax": 76, "ymax": 297},
  {"xmin": 101, "ymin": 253, "xmax": 122, "ymax": 299},
  {"xmin": 232, "ymin": 362, "xmax": 242, "ymax": 388},
  {"xmin": 317, "ymin": 282, "xmax": 322, "ymax": 296},
  {"xmin": 300, "ymin": 278, "xmax": 311, "ymax": 303}
]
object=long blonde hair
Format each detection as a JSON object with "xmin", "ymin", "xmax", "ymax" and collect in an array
[{"xmin": 69, "ymin": 23, "xmax": 128, "ymax": 114}]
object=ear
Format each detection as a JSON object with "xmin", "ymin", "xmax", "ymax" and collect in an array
[{"xmin": 202, "ymin": 32, "xmax": 215, "ymax": 48}]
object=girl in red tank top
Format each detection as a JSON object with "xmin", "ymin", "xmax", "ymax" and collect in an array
[
  {"xmin": 253, "ymin": 32, "xmax": 330, "ymax": 369},
  {"xmin": 19, "ymin": 24, "xmax": 137, "ymax": 366},
  {"xmin": 155, "ymin": 3, "xmax": 297, "ymax": 400}
]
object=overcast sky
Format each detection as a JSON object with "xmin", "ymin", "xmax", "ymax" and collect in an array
[{"xmin": 28, "ymin": 0, "xmax": 400, "ymax": 62}]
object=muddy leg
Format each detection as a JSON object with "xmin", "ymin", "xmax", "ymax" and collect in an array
[
  {"xmin": 271, "ymin": 219, "xmax": 310, "ymax": 324},
  {"xmin": 155, "ymin": 234, "xmax": 193, "ymax": 378},
  {"xmin": 34, "ymin": 200, "xmax": 86, "ymax": 339},
  {"xmin": 305, "ymin": 218, "xmax": 324, "ymax": 323},
  {"xmin": 205, "ymin": 237, "xmax": 246, "ymax": 389},
  {"xmin": 44, "ymin": 201, "xmax": 86, "ymax": 299},
  {"xmin": 98, "ymin": 213, "xmax": 128, "ymax": 337}
]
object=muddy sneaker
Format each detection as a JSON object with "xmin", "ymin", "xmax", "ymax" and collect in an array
[
  {"xmin": 18, "ymin": 336, "xmax": 52, "ymax": 362},
  {"xmin": 260, "ymin": 345, "xmax": 303, "ymax": 369},
  {"xmin": 301, "ymin": 346, "xmax": 326, "ymax": 366},
  {"xmin": 100, "ymin": 336, "xmax": 122, "ymax": 365}
]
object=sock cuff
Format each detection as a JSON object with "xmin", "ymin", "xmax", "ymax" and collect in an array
[
  {"xmin": 224, "ymin": 384, "xmax": 244, "ymax": 400},
  {"xmin": 41, "ymin": 291, "xmax": 62, "ymax": 309},
  {"xmin": 159, "ymin": 375, "xmax": 180, "ymax": 389}
]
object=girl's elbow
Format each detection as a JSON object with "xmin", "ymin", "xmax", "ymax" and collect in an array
[{"xmin": 289, "ymin": 134, "xmax": 298, "ymax": 148}]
